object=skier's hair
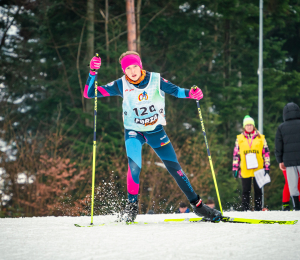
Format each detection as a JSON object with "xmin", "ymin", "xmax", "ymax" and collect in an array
[
  {"xmin": 119, "ymin": 51, "xmax": 140, "ymax": 64},
  {"xmin": 243, "ymin": 126, "xmax": 261, "ymax": 137}
]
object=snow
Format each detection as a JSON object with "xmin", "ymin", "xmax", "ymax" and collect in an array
[{"xmin": 0, "ymin": 211, "xmax": 299, "ymax": 260}]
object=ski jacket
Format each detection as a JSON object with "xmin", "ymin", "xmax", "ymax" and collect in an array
[
  {"xmin": 83, "ymin": 71, "xmax": 190, "ymax": 132},
  {"xmin": 84, "ymin": 71, "xmax": 189, "ymax": 99},
  {"xmin": 275, "ymin": 102, "xmax": 300, "ymax": 167},
  {"xmin": 232, "ymin": 131, "xmax": 270, "ymax": 178}
]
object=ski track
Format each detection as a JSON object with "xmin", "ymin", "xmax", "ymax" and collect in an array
[{"xmin": 0, "ymin": 211, "xmax": 299, "ymax": 260}]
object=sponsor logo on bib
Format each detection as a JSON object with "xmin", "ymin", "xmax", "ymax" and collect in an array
[
  {"xmin": 125, "ymin": 89, "xmax": 134, "ymax": 92},
  {"xmin": 138, "ymin": 91, "xmax": 149, "ymax": 101},
  {"xmin": 135, "ymin": 114, "xmax": 158, "ymax": 126}
]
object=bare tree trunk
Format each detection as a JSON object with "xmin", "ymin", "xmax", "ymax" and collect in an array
[
  {"xmin": 136, "ymin": 0, "xmax": 142, "ymax": 54},
  {"xmin": 77, "ymin": 20, "xmax": 86, "ymax": 112},
  {"xmin": 126, "ymin": 0, "xmax": 137, "ymax": 51},
  {"xmin": 223, "ymin": 19, "xmax": 231, "ymax": 139},
  {"xmin": 85, "ymin": 0, "xmax": 95, "ymax": 127},
  {"xmin": 238, "ymin": 71, "xmax": 242, "ymax": 87},
  {"xmin": 112, "ymin": 24, "xmax": 121, "ymax": 120},
  {"xmin": 105, "ymin": 0, "xmax": 110, "ymax": 65},
  {"xmin": 223, "ymin": 19, "xmax": 231, "ymax": 86}
]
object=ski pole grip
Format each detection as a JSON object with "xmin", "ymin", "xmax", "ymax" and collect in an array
[
  {"xmin": 88, "ymin": 53, "xmax": 100, "ymax": 70},
  {"xmin": 191, "ymin": 85, "xmax": 201, "ymax": 104}
]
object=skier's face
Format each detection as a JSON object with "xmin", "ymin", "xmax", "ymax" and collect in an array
[{"xmin": 125, "ymin": 65, "xmax": 142, "ymax": 81}]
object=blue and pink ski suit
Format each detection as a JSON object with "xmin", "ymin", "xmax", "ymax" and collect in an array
[{"xmin": 83, "ymin": 71, "xmax": 198, "ymax": 203}]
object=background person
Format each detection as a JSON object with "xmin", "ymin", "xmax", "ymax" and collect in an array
[
  {"xmin": 275, "ymin": 102, "xmax": 300, "ymax": 211},
  {"xmin": 232, "ymin": 115, "xmax": 270, "ymax": 211},
  {"xmin": 176, "ymin": 202, "xmax": 190, "ymax": 213},
  {"xmin": 206, "ymin": 198, "xmax": 215, "ymax": 209}
]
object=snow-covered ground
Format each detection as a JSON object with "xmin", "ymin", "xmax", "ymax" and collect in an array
[{"xmin": 1, "ymin": 211, "xmax": 299, "ymax": 260}]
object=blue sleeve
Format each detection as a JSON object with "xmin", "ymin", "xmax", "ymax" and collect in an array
[
  {"xmin": 160, "ymin": 77, "xmax": 189, "ymax": 98},
  {"xmin": 84, "ymin": 73, "xmax": 123, "ymax": 98}
]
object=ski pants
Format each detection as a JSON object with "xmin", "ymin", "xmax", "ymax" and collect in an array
[
  {"xmin": 282, "ymin": 169, "xmax": 300, "ymax": 203},
  {"xmin": 286, "ymin": 166, "xmax": 300, "ymax": 196},
  {"xmin": 241, "ymin": 177, "xmax": 262, "ymax": 211},
  {"xmin": 124, "ymin": 128, "xmax": 198, "ymax": 203},
  {"xmin": 286, "ymin": 166, "xmax": 300, "ymax": 207}
]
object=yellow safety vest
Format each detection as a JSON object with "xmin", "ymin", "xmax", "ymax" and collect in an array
[{"xmin": 237, "ymin": 133, "xmax": 265, "ymax": 178}]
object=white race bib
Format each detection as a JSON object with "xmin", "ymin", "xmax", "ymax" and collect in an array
[{"xmin": 245, "ymin": 153, "xmax": 258, "ymax": 169}]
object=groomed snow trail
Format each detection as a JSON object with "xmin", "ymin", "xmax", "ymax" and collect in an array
[{"xmin": 1, "ymin": 211, "xmax": 299, "ymax": 260}]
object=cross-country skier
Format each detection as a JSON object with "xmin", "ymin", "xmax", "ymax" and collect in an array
[
  {"xmin": 83, "ymin": 51, "xmax": 222, "ymax": 222},
  {"xmin": 232, "ymin": 115, "xmax": 270, "ymax": 211}
]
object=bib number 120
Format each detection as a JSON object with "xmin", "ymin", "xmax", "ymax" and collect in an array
[{"xmin": 133, "ymin": 105, "xmax": 156, "ymax": 116}]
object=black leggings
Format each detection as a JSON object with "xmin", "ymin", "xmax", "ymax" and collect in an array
[{"xmin": 241, "ymin": 177, "xmax": 262, "ymax": 211}]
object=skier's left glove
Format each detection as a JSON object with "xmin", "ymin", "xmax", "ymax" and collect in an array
[
  {"xmin": 264, "ymin": 170, "xmax": 269, "ymax": 176},
  {"xmin": 188, "ymin": 86, "xmax": 203, "ymax": 100}
]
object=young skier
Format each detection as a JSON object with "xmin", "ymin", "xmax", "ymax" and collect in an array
[
  {"xmin": 83, "ymin": 51, "xmax": 222, "ymax": 222},
  {"xmin": 232, "ymin": 115, "xmax": 270, "ymax": 211}
]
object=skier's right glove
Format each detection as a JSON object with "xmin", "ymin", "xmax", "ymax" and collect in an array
[
  {"xmin": 232, "ymin": 170, "xmax": 238, "ymax": 179},
  {"xmin": 89, "ymin": 56, "xmax": 101, "ymax": 75}
]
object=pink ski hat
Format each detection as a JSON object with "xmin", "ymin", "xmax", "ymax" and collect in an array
[{"xmin": 120, "ymin": 54, "xmax": 143, "ymax": 74}]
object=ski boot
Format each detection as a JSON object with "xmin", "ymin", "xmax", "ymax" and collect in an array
[
  {"xmin": 282, "ymin": 203, "xmax": 290, "ymax": 211},
  {"xmin": 191, "ymin": 196, "xmax": 222, "ymax": 223},
  {"xmin": 292, "ymin": 196, "xmax": 300, "ymax": 211},
  {"xmin": 119, "ymin": 199, "xmax": 139, "ymax": 223}
]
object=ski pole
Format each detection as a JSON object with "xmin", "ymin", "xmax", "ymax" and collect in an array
[
  {"xmin": 90, "ymin": 53, "xmax": 99, "ymax": 225},
  {"xmin": 192, "ymin": 85, "xmax": 223, "ymax": 214}
]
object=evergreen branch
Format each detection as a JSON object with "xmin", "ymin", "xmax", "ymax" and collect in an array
[
  {"xmin": 140, "ymin": 1, "xmax": 172, "ymax": 34},
  {"xmin": 46, "ymin": 18, "xmax": 75, "ymax": 107}
]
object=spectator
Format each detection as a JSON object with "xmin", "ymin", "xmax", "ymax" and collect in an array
[
  {"xmin": 275, "ymin": 102, "xmax": 300, "ymax": 211},
  {"xmin": 147, "ymin": 210, "xmax": 155, "ymax": 214},
  {"xmin": 232, "ymin": 115, "xmax": 270, "ymax": 211},
  {"xmin": 176, "ymin": 202, "xmax": 190, "ymax": 213},
  {"xmin": 206, "ymin": 199, "xmax": 215, "ymax": 209}
]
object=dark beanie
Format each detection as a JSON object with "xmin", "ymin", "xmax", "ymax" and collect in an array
[{"xmin": 179, "ymin": 202, "xmax": 187, "ymax": 208}]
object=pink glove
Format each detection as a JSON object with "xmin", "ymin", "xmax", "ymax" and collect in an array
[
  {"xmin": 89, "ymin": 56, "xmax": 101, "ymax": 75},
  {"xmin": 188, "ymin": 87, "xmax": 203, "ymax": 100}
]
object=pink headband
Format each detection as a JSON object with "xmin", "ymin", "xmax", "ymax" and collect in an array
[{"xmin": 121, "ymin": 54, "xmax": 143, "ymax": 73}]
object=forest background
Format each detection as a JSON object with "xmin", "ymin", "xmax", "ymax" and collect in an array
[{"xmin": 1, "ymin": 0, "xmax": 300, "ymax": 217}]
